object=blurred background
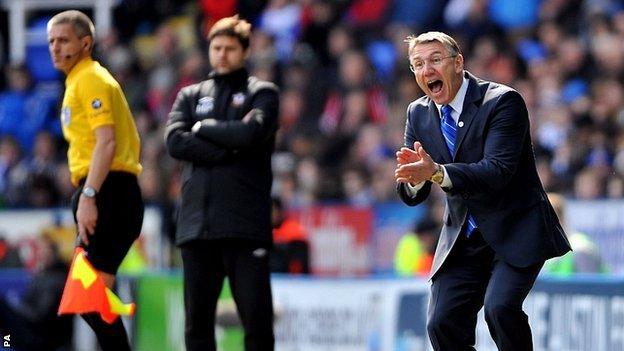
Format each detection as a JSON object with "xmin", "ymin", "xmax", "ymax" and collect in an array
[{"xmin": 0, "ymin": 0, "xmax": 622, "ymax": 350}]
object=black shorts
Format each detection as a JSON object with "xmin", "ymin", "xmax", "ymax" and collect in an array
[{"xmin": 71, "ymin": 171, "xmax": 144, "ymax": 274}]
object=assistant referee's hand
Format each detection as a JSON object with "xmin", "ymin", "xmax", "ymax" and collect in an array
[{"xmin": 77, "ymin": 195, "xmax": 98, "ymax": 245}]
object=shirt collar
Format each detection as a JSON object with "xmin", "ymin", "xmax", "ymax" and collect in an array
[
  {"xmin": 435, "ymin": 74, "xmax": 469, "ymax": 117},
  {"xmin": 66, "ymin": 57, "xmax": 94, "ymax": 84},
  {"xmin": 209, "ymin": 67, "xmax": 249, "ymax": 86}
]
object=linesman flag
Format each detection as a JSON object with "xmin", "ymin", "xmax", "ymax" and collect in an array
[{"xmin": 58, "ymin": 247, "xmax": 135, "ymax": 324}]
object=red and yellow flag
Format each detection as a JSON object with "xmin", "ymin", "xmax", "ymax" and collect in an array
[{"xmin": 58, "ymin": 247, "xmax": 135, "ymax": 324}]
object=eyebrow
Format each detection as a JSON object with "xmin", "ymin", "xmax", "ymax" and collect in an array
[{"xmin": 412, "ymin": 50, "xmax": 444, "ymax": 60}]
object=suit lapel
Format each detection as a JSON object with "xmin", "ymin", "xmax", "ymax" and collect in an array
[
  {"xmin": 453, "ymin": 72, "xmax": 482, "ymax": 159},
  {"xmin": 426, "ymin": 100, "xmax": 452, "ymax": 163}
]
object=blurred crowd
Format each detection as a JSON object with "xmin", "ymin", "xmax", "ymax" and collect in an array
[
  {"xmin": 0, "ymin": 0, "xmax": 623, "ymax": 238},
  {"xmin": 0, "ymin": 3, "xmax": 620, "ymax": 346}
]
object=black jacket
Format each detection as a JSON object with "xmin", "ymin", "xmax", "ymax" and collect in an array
[
  {"xmin": 165, "ymin": 68, "xmax": 279, "ymax": 245},
  {"xmin": 398, "ymin": 72, "xmax": 571, "ymax": 277}
]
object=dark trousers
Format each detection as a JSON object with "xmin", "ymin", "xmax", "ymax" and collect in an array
[
  {"xmin": 181, "ymin": 239, "xmax": 275, "ymax": 351},
  {"xmin": 427, "ymin": 231, "xmax": 543, "ymax": 351},
  {"xmin": 73, "ymin": 172, "xmax": 144, "ymax": 274}
]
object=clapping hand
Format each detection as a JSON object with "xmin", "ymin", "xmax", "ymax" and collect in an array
[{"xmin": 395, "ymin": 141, "xmax": 436, "ymax": 184}]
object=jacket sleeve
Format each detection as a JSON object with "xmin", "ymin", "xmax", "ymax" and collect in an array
[
  {"xmin": 193, "ymin": 87, "xmax": 279, "ymax": 148},
  {"xmin": 396, "ymin": 102, "xmax": 432, "ymax": 206},
  {"xmin": 397, "ymin": 182, "xmax": 432, "ymax": 206},
  {"xmin": 444, "ymin": 90, "xmax": 529, "ymax": 194},
  {"xmin": 165, "ymin": 88, "xmax": 230, "ymax": 165}
]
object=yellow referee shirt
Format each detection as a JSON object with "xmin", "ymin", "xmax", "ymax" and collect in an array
[{"xmin": 61, "ymin": 57, "xmax": 142, "ymax": 185}]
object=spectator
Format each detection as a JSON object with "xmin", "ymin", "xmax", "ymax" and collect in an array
[
  {"xmin": 0, "ymin": 65, "xmax": 30, "ymax": 139},
  {"xmin": 292, "ymin": 156, "xmax": 320, "ymax": 206},
  {"xmin": 0, "ymin": 236, "xmax": 21, "ymax": 268},
  {"xmin": 319, "ymin": 50, "xmax": 388, "ymax": 136},
  {"xmin": 350, "ymin": 123, "xmax": 392, "ymax": 170},
  {"xmin": 0, "ymin": 135, "xmax": 23, "ymax": 206},
  {"xmin": 138, "ymin": 166, "xmax": 163, "ymax": 205},
  {"xmin": 53, "ymin": 164, "xmax": 74, "ymax": 207},
  {"xmin": 0, "ymin": 65, "xmax": 59, "ymax": 154},
  {"xmin": 0, "ymin": 236, "xmax": 72, "ymax": 351},
  {"xmin": 96, "ymin": 29, "xmax": 146, "ymax": 113},
  {"xmin": 344, "ymin": 0, "xmax": 391, "ymax": 30},
  {"xmin": 341, "ymin": 166, "xmax": 374, "ymax": 207},
  {"xmin": 606, "ymin": 175, "xmax": 624, "ymax": 199},
  {"xmin": 11, "ymin": 131, "xmax": 61, "ymax": 207},
  {"xmin": 275, "ymin": 88, "xmax": 306, "ymax": 152},
  {"xmin": 444, "ymin": 0, "xmax": 501, "ymax": 43},
  {"xmin": 146, "ymin": 22, "xmax": 183, "ymax": 122},
  {"xmin": 488, "ymin": 0, "xmax": 540, "ymax": 30},
  {"xmin": 370, "ymin": 157, "xmax": 398, "ymax": 202},
  {"xmin": 574, "ymin": 167, "xmax": 605, "ymax": 199},
  {"xmin": 199, "ymin": 0, "xmax": 237, "ymax": 34},
  {"xmin": 394, "ymin": 218, "xmax": 439, "ymax": 276},
  {"xmin": 544, "ymin": 193, "xmax": 608, "ymax": 275},
  {"xmin": 257, "ymin": 0, "xmax": 303, "ymax": 62},
  {"xmin": 299, "ymin": 0, "xmax": 340, "ymax": 65},
  {"xmin": 270, "ymin": 196, "xmax": 310, "ymax": 274}
]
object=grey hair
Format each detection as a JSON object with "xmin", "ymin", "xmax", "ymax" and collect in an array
[
  {"xmin": 48, "ymin": 10, "xmax": 95, "ymax": 39},
  {"xmin": 405, "ymin": 31, "xmax": 461, "ymax": 57}
]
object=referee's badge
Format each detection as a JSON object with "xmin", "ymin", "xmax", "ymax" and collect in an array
[
  {"xmin": 232, "ymin": 92, "xmax": 246, "ymax": 107},
  {"xmin": 91, "ymin": 98, "xmax": 102, "ymax": 109},
  {"xmin": 196, "ymin": 96, "xmax": 214, "ymax": 115},
  {"xmin": 61, "ymin": 106, "xmax": 71, "ymax": 126}
]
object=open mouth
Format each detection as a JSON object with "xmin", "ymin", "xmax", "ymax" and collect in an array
[{"xmin": 427, "ymin": 79, "xmax": 443, "ymax": 94}]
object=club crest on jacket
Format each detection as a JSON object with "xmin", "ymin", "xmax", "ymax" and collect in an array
[
  {"xmin": 232, "ymin": 92, "xmax": 246, "ymax": 107},
  {"xmin": 196, "ymin": 96, "xmax": 214, "ymax": 115},
  {"xmin": 61, "ymin": 106, "xmax": 71, "ymax": 125}
]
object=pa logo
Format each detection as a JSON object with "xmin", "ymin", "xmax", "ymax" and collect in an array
[{"xmin": 2, "ymin": 332, "xmax": 10, "ymax": 348}]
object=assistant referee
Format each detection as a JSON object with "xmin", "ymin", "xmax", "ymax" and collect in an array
[{"xmin": 48, "ymin": 10, "xmax": 143, "ymax": 351}]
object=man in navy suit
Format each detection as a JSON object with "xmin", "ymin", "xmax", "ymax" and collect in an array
[{"xmin": 395, "ymin": 32, "xmax": 571, "ymax": 350}]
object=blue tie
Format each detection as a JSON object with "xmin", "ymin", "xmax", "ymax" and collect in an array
[{"xmin": 440, "ymin": 105, "xmax": 477, "ymax": 237}]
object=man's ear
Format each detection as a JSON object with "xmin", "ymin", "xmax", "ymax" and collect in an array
[
  {"xmin": 455, "ymin": 53, "xmax": 464, "ymax": 73},
  {"xmin": 82, "ymin": 36, "xmax": 93, "ymax": 52}
]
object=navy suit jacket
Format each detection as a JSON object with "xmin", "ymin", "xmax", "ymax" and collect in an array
[{"xmin": 398, "ymin": 71, "xmax": 571, "ymax": 277}]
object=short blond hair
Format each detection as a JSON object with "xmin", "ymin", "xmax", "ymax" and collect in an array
[
  {"xmin": 208, "ymin": 15, "xmax": 252, "ymax": 49},
  {"xmin": 405, "ymin": 31, "xmax": 461, "ymax": 57},
  {"xmin": 48, "ymin": 10, "xmax": 95, "ymax": 39}
]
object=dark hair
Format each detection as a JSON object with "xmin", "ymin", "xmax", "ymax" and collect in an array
[{"xmin": 208, "ymin": 15, "xmax": 251, "ymax": 49}]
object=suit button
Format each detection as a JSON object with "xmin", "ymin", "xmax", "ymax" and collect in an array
[{"xmin": 462, "ymin": 192, "xmax": 469, "ymax": 199}]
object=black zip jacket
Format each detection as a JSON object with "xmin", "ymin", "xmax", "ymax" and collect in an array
[{"xmin": 165, "ymin": 68, "xmax": 279, "ymax": 245}]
